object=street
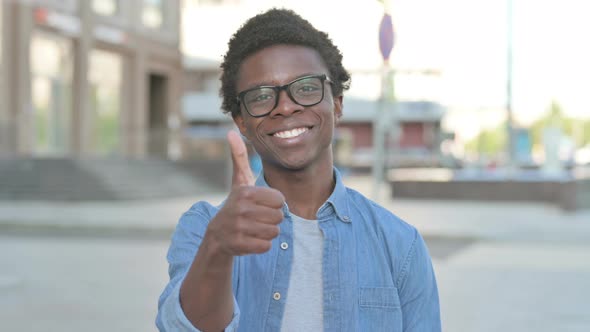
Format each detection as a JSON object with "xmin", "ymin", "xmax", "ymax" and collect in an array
[
  {"xmin": 0, "ymin": 235, "xmax": 169, "ymax": 332},
  {"xmin": 2, "ymin": 227, "xmax": 589, "ymax": 332},
  {"xmin": 435, "ymin": 240, "xmax": 590, "ymax": 331}
]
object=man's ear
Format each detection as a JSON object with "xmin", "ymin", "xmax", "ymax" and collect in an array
[{"xmin": 334, "ymin": 95, "xmax": 343, "ymax": 123}]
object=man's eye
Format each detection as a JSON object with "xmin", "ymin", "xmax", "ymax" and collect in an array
[
  {"xmin": 247, "ymin": 92, "xmax": 273, "ymax": 103},
  {"xmin": 296, "ymin": 85, "xmax": 320, "ymax": 94}
]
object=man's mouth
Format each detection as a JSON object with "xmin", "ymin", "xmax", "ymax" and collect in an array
[{"xmin": 272, "ymin": 127, "xmax": 310, "ymax": 139}]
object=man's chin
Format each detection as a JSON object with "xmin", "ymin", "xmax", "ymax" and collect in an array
[{"xmin": 265, "ymin": 157, "xmax": 310, "ymax": 173}]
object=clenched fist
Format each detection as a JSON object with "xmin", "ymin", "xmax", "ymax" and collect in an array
[{"xmin": 206, "ymin": 131, "xmax": 285, "ymax": 256}]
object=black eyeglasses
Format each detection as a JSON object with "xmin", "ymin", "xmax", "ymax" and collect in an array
[{"xmin": 236, "ymin": 74, "xmax": 333, "ymax": 118}]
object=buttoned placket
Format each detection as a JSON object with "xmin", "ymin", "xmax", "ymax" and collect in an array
[
  {"xmin": 318, "ymin": 213, "xmax": 344, "ymax": 332},
  {"xmin": 264, "ymin": 208, "xmax": 294, "ymax": 331}
]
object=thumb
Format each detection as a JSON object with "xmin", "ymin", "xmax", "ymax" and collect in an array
[{"xmin": 227, "ymin": 130, "xmax": 255, "ymax": 187}]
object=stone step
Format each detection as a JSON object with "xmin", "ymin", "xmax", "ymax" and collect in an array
[{"xmin": 0, "ymin": 158, "xmax": 227, "ymax": 201}]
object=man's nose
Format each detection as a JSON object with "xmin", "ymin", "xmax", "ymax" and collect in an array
[{"xmin": 270, "ymin": 89, "xmax": 301, "ymax": 117}]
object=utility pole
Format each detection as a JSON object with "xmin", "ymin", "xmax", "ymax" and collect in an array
[
  {"xmin": 506, "ymin": 0, "xmax": 516, "ymax": 169},
  {"xmin": 372, "ymin": 0, "xmax": 396, "ymax": 200}
]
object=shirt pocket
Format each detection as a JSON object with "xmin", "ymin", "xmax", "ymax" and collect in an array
[{"xmin": 358, "ymin": 287, "xmax": 402, "ymax": 331}]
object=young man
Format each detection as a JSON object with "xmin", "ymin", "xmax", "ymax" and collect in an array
[{"xmin": 157, "ymin": 9, "xmax": 440, "ymax": 332}]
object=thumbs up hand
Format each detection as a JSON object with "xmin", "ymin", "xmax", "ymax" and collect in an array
[
  {"xmin": 205, "ymin": 131, "xmax": 285, "ymax": 256},
  {"xmin": 228, "ymin": 130, "xmax": 256, "ymax": 188}
]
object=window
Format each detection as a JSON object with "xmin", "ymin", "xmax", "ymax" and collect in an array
[
  {"xmin": 89, "ymin": 49, "xmax": 123, "ymax": 155},
  {"xmin": 0, "ymin": 2, "xmax": 4, "ymax": 141},
  {"xmin": 196, "ymin": 0, "xmax": 240, "ymax": 4},
  {"xmin": 142, "ymin": 0, "xmax": 164, "ymax": 29},
  {"xmin": 0, "ymin": 2, "xmax": 3, "ymax": 66},
  {"xmin": 92, "ymin": 0, "xmax": 119, "ymax": 16}
]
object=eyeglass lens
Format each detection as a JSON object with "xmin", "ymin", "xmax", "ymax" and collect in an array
[{"xmin": 244, "ymin": 76, "xmax": 324, "ymax": 116}]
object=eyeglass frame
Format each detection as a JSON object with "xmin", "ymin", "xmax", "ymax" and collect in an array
[{"xmin": 235, "ymin": 74, "xmax": 333, "ymax": 118}]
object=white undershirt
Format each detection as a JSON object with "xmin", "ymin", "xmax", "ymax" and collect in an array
[{"xmin": 280, "ymin": 214, "xmax": 324, "ymax": 332}]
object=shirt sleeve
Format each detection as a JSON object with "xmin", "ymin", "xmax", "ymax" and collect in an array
[
  {"xmin": 156, "ymin": 206, "xmax": 241, "ymax": 331},
  {"xmin": 156, "ymin": 280, "xmax": 240, "ymax": 332},
  {"xmin": 397, "ymin": 229, "xmax": 442, "ymax": 332}
]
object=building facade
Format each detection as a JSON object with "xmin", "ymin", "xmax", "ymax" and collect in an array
[{"xmin": 0, "ymin": 0, "xmax": 183, "ymax": 159}]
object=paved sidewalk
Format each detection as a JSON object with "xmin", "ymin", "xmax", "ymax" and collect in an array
[
  {"xmin": 1, "ymin": 175, "xmax": 589, "ymax": 243},
  {"xmin": 0, "ymin": 176, "xmax": 590, "ymax": 243}
]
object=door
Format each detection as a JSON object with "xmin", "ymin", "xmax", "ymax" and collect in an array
[{"xmin": 147, "ymin": 73, "xmax": 168, "ymax": 157}]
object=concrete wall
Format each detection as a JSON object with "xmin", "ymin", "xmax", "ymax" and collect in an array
[{"xmin": 391, "ymin": 177, "xmax": 590, "ymax": 211}]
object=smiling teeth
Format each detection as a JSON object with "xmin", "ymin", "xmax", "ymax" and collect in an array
[{"xmin": 274, "ymin": 127, "xmax": 308, "ymax": 139}]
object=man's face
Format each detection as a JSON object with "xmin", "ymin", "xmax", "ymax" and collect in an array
[{"xmin": 234, "ymin": 44, "xmax": 342, "ymax": 172}]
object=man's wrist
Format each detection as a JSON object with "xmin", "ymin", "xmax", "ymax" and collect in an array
[{"xmin": 199, "ymin": 233, "xmax": 234, "ymax": 272}]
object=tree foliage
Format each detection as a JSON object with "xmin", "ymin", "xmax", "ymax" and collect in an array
[
  {"xmin": 465, "ymin": 124, "xmax": 507, "ymax": 155},
  {"xmin": 529, "ymin": 101, "xmax": 589, "ymax": 147},
  {"xmin": 466, "ymin": 101, "xmax": 590, "ymax": 155}
]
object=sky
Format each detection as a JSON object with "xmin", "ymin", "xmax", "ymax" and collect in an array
[{"xmin": 182, "ymin": 0, "xmax": 590, "ymax": 141}]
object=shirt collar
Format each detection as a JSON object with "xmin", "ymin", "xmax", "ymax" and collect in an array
[{"xmin": 255, "ymin": 167, "xmax": 351, "ymax": 223}]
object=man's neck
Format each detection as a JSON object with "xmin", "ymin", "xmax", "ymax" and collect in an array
[{"xmin": 263, "ymin": 163, "xmax": 335, "ymax": 220}]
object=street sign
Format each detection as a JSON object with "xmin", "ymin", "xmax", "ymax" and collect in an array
[
  {"xmin": 34, "ymin": 8, "xmax": 81, "ymax": 36},
  {"xmin": 379, "ymin": 13, "xmax": 394, "ymax": 61}
]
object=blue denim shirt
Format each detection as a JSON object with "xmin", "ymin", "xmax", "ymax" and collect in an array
[{"xmin": 157, "ymin": 169, "xmax": 441, "ymax": 331}]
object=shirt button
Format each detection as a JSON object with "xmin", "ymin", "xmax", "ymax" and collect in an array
[
  {"xmin": 273, "ymin": 292, "xmax": 281, "ymax": 300},
  {"xmin": 342, "ymin": 216, "xmax": 350, "ymax": 222},
  {"xmin": 280, "ymin": 242, "xmax": 289, "ymax": 250}
]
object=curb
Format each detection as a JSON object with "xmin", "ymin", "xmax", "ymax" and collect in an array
[
  {"xmin": 0, "ymin": 220, "xmax": 175, "ymax": 239},
  {"xmin": 0, "ymin": 219, "xmax": 482, "ymax": 244}
]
